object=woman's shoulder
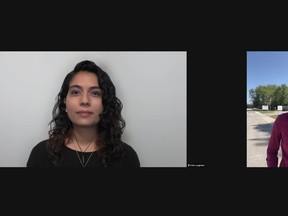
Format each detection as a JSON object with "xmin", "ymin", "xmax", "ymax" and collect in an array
[
  {"xmin": 119, "ymin": 143, "xmax": 140, "ymax": 167},
  {"xmin": 26, "ymin": 139, "xmax": 50, "ymax": 167},
  {"xmin": 31, "ymin": 139, "xmax": 49, "ymax": 152},
  {"xmin": 122, "ymin": 142, "xmax": 137, "ymax": 153}
]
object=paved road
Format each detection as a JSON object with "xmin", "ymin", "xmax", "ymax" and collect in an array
[{"xmin": 246, "ymin": 110, "xmax": 282, "ymax": 167}]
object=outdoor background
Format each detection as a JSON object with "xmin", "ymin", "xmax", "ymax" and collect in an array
[
  {"xmin": 247, "ymin": 51, "xmax": 288, "ymax": 104},
  {"xmin": 246, "ymin": 51, "xmax": 288, "ymax": 167}
]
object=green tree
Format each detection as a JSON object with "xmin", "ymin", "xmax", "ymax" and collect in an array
[
  {"xmin": 249, "ymin": 84, "xmax": 278, "ymax": 109},
  {"xmin": 272, "ymin": 84, "xmax": 288, "ymax": 107}
]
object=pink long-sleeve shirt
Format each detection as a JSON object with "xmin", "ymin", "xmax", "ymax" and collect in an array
[{"xmin": 267, "ymin": 112, "xmax": 288, "ymax": 167}]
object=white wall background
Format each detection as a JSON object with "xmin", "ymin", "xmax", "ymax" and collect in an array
[{"xmin": 0, "ymin": 51, "xmax": 186, "ymax": 167}]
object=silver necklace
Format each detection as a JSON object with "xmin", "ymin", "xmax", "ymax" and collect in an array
[
  {"xmin": 75, "ymin": 150, "xmax": 94, "ymax": 167},
  {"xmin": 74, "ymin": 134, "xmax": 95, "ymax": 167}
]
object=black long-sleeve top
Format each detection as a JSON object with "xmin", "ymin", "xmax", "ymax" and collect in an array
[{"xmin": 27, "ymin": 139, "xmax": 140, "ymax": 167}]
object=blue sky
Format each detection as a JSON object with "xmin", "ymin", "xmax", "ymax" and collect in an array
[{"xmin": 247, "ymin": 51, "xmax": 288, "ymax": 104}]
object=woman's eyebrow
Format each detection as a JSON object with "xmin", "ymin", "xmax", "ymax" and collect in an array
[{"xmin": 69, "ymin": 85, "xmax": 100, "ymax": 89}]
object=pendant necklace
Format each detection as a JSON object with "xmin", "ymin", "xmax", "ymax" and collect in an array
[{"xmin": 74, "ymin": 133, "xmax": 95, "ymax": 167}]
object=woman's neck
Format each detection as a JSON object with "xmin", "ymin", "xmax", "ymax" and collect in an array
[
  {"xmin": 64, "ymin": 126, "xmax": 100, "ymax": 152},
  {"xmin": 72, "ymin": 126, "xmax": 97, "ymax": 144}
]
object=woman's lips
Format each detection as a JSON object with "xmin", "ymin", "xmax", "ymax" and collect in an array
[{"xmin": 77, "ymin": 111, "xmax": 93, "ymax": 117}]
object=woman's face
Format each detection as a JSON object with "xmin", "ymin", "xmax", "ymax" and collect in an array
[{"xmin": 65, "ymin": 71, "xmax": 104, "ymax": 128}]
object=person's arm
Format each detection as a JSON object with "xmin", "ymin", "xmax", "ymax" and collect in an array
[
  {"xmin": 111, "ymin": 143, "xmax": 140, "ymax": 167},
  {"xmin": 125, "ymin": 145, "xmax": 140, "ymax": 167},
  {"xmin": 26, "ymin": 140, "xmax": 49, "ymax": 167},
  {"xmin": 266, "ymin": 117, "xmax": 281, "ymax": 167}
]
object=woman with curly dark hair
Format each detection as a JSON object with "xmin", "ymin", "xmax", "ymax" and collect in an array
[{"xmin": 27, "ymin": 60, "xmax": 140, "ymax": 167}]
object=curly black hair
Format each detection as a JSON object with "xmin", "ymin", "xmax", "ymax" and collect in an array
[{"xmin": 47, "ymin": 60, "xmax": 126, "ymax": 167}]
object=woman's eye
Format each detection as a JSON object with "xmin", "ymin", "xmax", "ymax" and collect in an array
[
  {"xmin": 71, "ymin": 90, "xmax": 80, "ymax": 95},
  {"xmin": 91, "ymin": 91, "xmax": 101, "ymax": 97}
]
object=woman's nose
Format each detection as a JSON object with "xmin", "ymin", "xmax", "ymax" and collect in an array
[{"xmin": 80, "ymin": 93, "xmax": 90, "ymax": 106}]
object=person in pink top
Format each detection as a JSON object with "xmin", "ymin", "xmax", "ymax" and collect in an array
[{"xmin": 267, "ymin": 112, "xmax": 288, "ymax": 167}]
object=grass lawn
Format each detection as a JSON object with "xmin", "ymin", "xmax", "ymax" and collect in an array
[{"xmin": 257, "ymin": 110, "xmax": 282, "ymax": 119}]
